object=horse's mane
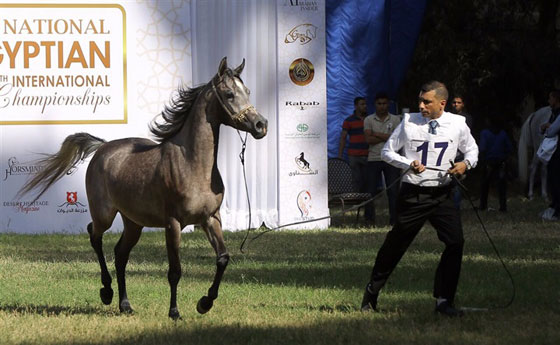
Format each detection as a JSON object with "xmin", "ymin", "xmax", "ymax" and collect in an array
[{"xmin": 149, "ymin": 83, "xmax": 208, "ymax": 142}]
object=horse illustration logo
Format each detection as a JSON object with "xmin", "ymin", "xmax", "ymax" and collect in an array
[
  {"xmin": 297, "ymin": 190, "xmax": 312, "ymax": 217},
  {"xmin": 285, "ymin": 24, "xmax": 318, "ymax": 45},
  {"xmin": 67, "ymin": 192, "xmax": 77, "ymax": 204},
  {"xmin": 295, "ymin": 152, "xmax": 311, "ymax": 171},
  {"xmin": 58, "ymin": 191, "xmax": 86, "ymax": 208},
  {"xmin": 8, "ymin": 157, "xmax": 19, "ymax": 168}
]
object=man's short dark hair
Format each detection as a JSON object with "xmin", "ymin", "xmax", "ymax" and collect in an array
[
  {"xmin": 551, "ymin": 89, "xmax": 560, "ymax": 101},
  {"xmin": 452, "ymin": 94, "xmax": 465, "ymax": 102},
  {"xmin": 421, "ymin": 81, "xmax": 449, "ymax": 101},
  {"xmin": 375, "ymin": 92, "xmax": 389, "ymax": 101},
  {"xmin": 354, "ymin": 97, "xmax": 365, "ymax": 105}
]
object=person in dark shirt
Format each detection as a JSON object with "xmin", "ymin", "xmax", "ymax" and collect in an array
[
  {"xmin": 478, "ymin": 116, "xmax": 514, "ymax": 212},
  {"xmin": 450, "ymin": 95, "xmax": 474, "ymax": 210},
  {"xmin": 451, "ymin": 95, "xmax": 474, "ymax": 129}
]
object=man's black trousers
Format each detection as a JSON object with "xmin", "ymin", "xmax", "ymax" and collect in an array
[{"xmin": 369, "ymin": 182, "xmax": 464, "ymax": 302}]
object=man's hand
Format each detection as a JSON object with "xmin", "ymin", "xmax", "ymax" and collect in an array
[
  {"xmin": 410, "ymin": 160, "xmax": 425, "ymax": 173},
  {"xmin": 448, "ymin": 161, "xmax": 467, "ymax": 176}
]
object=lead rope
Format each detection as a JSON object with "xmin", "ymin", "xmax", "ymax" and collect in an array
[
  {"xmin": 235, "ymin": 150, "xmax": 515, "ymax": 311},
  {"xmin": 236, "ymin": 131, "xmax": 252, "ymax": 254},
  {"xmin": 238, "ymin": 163, "xmax": 412, "ymax": 252},
  {"xmin": 450, "ymin": 169, "xmax": 515, "ymax": 311}
]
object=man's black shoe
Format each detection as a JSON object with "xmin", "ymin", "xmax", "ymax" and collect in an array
[
  {"xmin": 435, "ymin": 301, "xmax": 464, "ymax": 317},
  {"xmin": 360, "ymin": 284, "xmax": 378, "ymax": 312}
]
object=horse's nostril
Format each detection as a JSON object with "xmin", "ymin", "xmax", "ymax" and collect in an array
[{"xmin": 256, "ymin": 121, "xmax": 264, "ymax": 130}]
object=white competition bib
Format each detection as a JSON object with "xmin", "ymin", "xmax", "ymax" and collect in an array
[{"xmin": 403, "ymin": 120, "xmax": 459, "ymax": 186}]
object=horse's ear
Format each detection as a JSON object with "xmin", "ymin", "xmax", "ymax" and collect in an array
[
  {"xmin": 234, "ymin": 58, "xmax": 245, "ymax": 76},
  {"xmin": 218, "ymin": 57, "xmax": 228, "ymax": 76}
]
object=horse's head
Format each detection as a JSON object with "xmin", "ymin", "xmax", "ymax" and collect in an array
[{"xmin": 211, "ymin": 57, "xmax": 268, "ymax": 139}]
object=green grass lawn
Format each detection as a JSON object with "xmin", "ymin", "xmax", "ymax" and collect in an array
[{"xmin": 0, "ymin": 195, "xmax": 559, "ymax": 345}]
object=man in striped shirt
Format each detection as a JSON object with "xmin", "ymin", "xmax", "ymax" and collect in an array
[{"xmin": 338, "ymin": 97, "xmax": 369, "ymax": 193}]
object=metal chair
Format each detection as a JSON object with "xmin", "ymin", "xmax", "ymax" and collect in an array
[{"xmin": 327, "ymin": 158, "xmax": 372, "ymax": 223}]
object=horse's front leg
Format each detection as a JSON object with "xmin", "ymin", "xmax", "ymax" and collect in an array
[
  {"xmin": 197, "ymin": 212, "xmax": 229, "ymax": 314},
  {"xmin": 165, "ymin": 218, "xmax": 182, "ymax": 320}
]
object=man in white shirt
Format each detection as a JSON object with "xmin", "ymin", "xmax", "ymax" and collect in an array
[
  {"xmin": 363, "ymin": 92, "xmax": 402, "ymax": 225},
  {"xmin": 361, "ymin": 81, "xmax": 478, "ymax": 317}
]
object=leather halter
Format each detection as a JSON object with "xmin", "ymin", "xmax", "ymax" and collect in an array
[{"xmin": 211, "ymin": 75, "xmax": 255, "ymax": 124}]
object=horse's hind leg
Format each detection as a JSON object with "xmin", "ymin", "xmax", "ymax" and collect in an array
[
  {"xmin": 528, "ymin": 157, "xmax": 538, "ymax": 200},
  {"xmin": 165, "ymin": 218, "xmax": 182, "ymax": 320},
  {"xmin": 541, "ymin": 163, "xmax": 548, "ymax": 200},
  {"xmin": 114, "ymin": 216, "xmax": 143, "ymax": 314},
  {"xmin": 197, "ymin": 212, "xmax": 229, "ymax": 314},
  {"xmin": 88, "ymin": 221, "xmax": 114, "ymax": 305}
]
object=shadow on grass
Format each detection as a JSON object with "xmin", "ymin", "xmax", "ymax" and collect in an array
[
  {"xmin": 41, "ymin": 312, "xmax": 554, "ymax": 345},
  {"xmin": 0, "ymin": 303, "xmax": 118, "ymax": 316}
]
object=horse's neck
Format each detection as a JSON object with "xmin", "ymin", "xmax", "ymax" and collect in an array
[{"xmin": 168, "ymin": 89, "xmax": 221, "ymax": 175}]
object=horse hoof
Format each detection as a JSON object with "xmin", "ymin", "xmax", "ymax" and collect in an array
[
  {"xmin": 119, "ymin": 300, "xmax": 134, "ymax": 314},
  {"xmin": 196, "ymin": 296, "xmax": 213, "ymax": 314},
  {"xmin": 100, "ymin": 287, "xmax": 113, "ymax": 305},
  {"xmin": 169, "ymin": 307, "xmax": 181, "ymax": 320}
]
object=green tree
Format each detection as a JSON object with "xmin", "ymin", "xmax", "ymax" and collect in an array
[{"xmin": 398, "ymin": 0, "xmax": 560, "ymax": 133}]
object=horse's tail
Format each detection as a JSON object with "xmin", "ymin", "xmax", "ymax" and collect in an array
[{"xmin": 17, "ymin": 133, "xmax": 106, "ymax": 202}]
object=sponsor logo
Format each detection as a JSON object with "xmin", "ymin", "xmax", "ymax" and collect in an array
[
  {"xmin": 289, "ymin": 152, "xmax": 318, "ymax": 176},
  {"xmin": 284, "ymin": 123, "xmax": 320, "ymax": 140},
  {"xmin": 297, "ymin": 123, "xmax": 309, "ymax": 132},
  {"xmin": 285, "ymin": 100, "xmax": 320, "ymax": 111},
  {"xmin": 2, "ymin": 200, "xmax": 48, "ymax": 214},
  {"xmin": 57, "ymin": 191, "xmax": 88, "ymax": 214},
  {"xmin": 3, "ymin": 156, "xmax": 45, "ymax": 181},
  {"xmin": 289, "ymin": 58, "xmax": 314, "ymax": 86},
  {"xmin": 285, "ymin": 24, "xmax": 318, "ymax": 45},
  {"xmin": 296, "ymin": 190, "xmax": 312, "ymax": 217},
  {"xmin": 284, "ymin": 0, "xmax": 319, "ymax": 11}
]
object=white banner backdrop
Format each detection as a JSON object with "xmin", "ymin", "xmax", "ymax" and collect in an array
[
  {"xmin": 277, "ymin": 0, "xmax": 329, "ymax": 229},
  {"xmin": 0, "ymin": 0, "xmax": 328, "ymax": 233},
  {"xmin": 0, "ymin": 0, "xmax": 193, "ymax": 233},
  {"xmin": 190, "ymin": 0, "xmax": 280, "ymax": 231}
]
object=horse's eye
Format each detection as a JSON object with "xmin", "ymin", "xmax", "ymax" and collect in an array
[{"xmin": 225, "ymin": 90, "xmax": 234, "ymax": 99}]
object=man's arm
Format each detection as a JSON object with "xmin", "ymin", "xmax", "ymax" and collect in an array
[
  {"xmin": 545, "ymin": 115, "xmax": 560, "ymax": 137},
  {"xmin": 373, "ymin": 132, "xmax": 391, "ymax": 141},
  {"xmin": 381, "ymin": 120, "xmax": 411, "ymax": 169},
  {"xmin": 364, "ymin": 129, "xmax": 386, "ymax": 145},
  {"xmin": 455, "ymin": 121, "xmax": 479, "ymax": 174},
  {"xmin": 338, "ymin": 129, "xmax": 348, "ymax": 158},
  {"xmin": 363, "ymin": 117, "xmax": 392, "ymax": 145}
]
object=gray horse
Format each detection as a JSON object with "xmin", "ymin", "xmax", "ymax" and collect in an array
[
  {"xmin": 17, "ymin": 57, "xmax": 268, "ymax": 319},
  {"xmin": 518, "ymin": 106, "xmax": 551, "ymax": 199}
]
